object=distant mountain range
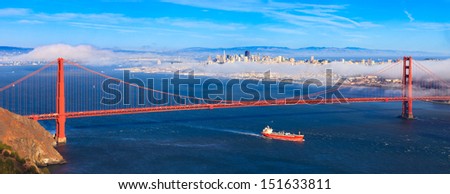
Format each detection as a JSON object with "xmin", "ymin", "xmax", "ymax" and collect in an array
[
  {"xmin": 0, "ymin": 46, "xmax": 33, "ymax": 56},
  {"xmin": 1, "ymin": 45, "xmax": 448, "ymax": 60}
]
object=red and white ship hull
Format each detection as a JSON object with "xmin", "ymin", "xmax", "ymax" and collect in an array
[{"xmin": 262, "ymin": 131, "xmax": 304, "ymax": 142}]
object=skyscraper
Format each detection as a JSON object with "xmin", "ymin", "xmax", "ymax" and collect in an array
[
  {"xmin": 223, "ymin": 50, "xmax": 226, "ymax": 63},
  {"xmin": 245, "ymin": 50, "xmax": 251, "ymax": 57}
]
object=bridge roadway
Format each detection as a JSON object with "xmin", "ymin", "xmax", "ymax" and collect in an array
[{"xmin": 27, "ymin": 96, "xmax": 450, "ymax": 120}]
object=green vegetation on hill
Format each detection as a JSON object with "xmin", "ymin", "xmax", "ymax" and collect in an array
[{"xmin": 0, "ymin": 141, "xmax": 40, "ymax": 174}]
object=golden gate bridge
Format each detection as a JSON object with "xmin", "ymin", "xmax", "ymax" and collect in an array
[{"xmin": 1, "ymin": 57, "xmax": 450, "ymax": 144}]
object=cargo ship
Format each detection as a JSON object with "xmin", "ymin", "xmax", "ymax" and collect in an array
[{"xmin": 261, "ymin": 126, "xmax": 304, "ymax": 142}]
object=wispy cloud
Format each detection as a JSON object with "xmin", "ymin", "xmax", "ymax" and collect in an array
[
  {"xmin": 0, "ymin": 8, "xmax": 30, "ymax": 16},
  {"xmin": 68, "ymin": 22, "xmax": 138, "ymax": 33},
  {"xmin": 0, "ymin": 7, "xmax": 245, "ymax": 34},
  {"xmin": 262, "ymin": 26, "xmax": 306, "ymax": 35},
  {"xmin": 404, "ymin": 10, "xmax": 415, "ymax": 22},
  {"xmin": 161, "ymin": 0, "xmax": 344, "ymax": 13},
  {"xmin": 155, "ymin": 17, "xmax": 246, "ymax": 31},
  {"xmin": 161, "ymin": 0, "xmax": 378, "ymax": 29},
  {"xmin": 17, "ymin": 19, "xmax": 43, "ymax": 24},
  {"xmin": 0, "ymin": 3, "xmax": 380, "ymax": 48},
  {"xmin": 407, "ymin": 22, "xmax": 450, "ymax": 31}
]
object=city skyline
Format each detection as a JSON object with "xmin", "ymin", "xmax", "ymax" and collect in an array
[{"xmin": 1, "ymin": 0, "xmax": 450, "ymax": 53}]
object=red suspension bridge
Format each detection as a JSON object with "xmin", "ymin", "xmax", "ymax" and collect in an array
[{"xmin": 1, "ymin": 56, "xmax": 450, "ymax": 144}]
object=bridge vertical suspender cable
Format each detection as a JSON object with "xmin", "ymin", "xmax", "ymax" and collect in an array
[{"xmin": 3, "ymin": 56, "xmax": 449, "ymax": 144}]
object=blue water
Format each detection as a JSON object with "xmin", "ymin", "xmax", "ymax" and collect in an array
[
  {"xmin": 41, "ymin": 102, "xmax": 449, "ymax": 174},
  {"xmin": 1, "ymin": 66, "xmax": 450, "ymax": 173}
]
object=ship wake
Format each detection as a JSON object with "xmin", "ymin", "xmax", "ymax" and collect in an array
[{"xmin": 182, "ymin": 124, "xmax": 262, "ymax": 138}]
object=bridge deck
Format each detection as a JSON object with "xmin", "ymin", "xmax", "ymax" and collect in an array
[{"xmin": 26, "ymin": 96, "xmax": 450, "ymax": 120}]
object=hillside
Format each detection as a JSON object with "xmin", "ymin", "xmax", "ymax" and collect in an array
[{"xmin": 0, "ymin": 108, "xmax": 65, "ymax": 173}]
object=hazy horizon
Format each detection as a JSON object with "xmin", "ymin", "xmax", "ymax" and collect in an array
[{"xmin": 2, "ymin": 44, "xmax": 449, "ymax": 53}]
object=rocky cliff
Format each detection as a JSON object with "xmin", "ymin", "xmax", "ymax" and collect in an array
[{"xmin": 0, "ymin": 108, "xmax": 65, "ymax": 172}]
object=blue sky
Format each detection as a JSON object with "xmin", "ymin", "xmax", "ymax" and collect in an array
[{"xmin": 1, "ymin": 0, "xmax": 450, "ymax": 52}]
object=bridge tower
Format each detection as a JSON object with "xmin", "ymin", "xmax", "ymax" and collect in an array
[
  {"xmin": 55, "ymin": 58, "xmax": 67, "ymax": 144},
  {"xmin": 402, "ymin": 56, "xmax": 414, "ymax": 119}
]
